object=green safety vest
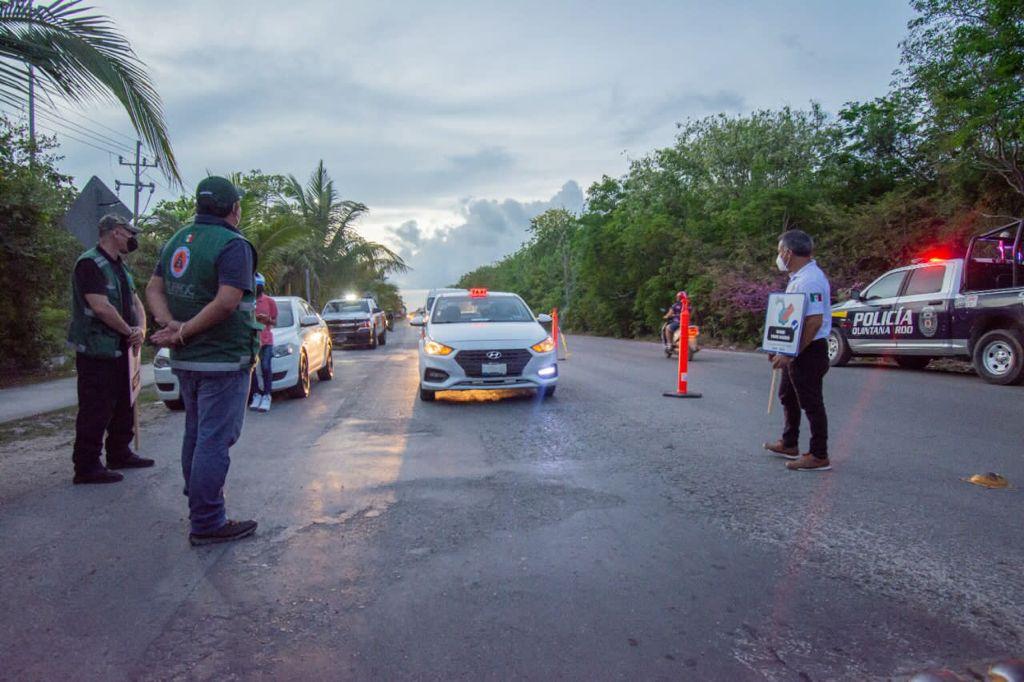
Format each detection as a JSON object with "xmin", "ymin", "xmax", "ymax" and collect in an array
[
  {"xmin": 67, "ymin": 247, "xmax": 134, "ymax": 358},
  {"xmin": 161, "ymin": 221, "xmax": 260, "ymax": 371}
]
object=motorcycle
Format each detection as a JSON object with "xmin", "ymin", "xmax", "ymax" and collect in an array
[{"xmin": 661, "ymin": 322, "xmax": 700, "ymax": 360}]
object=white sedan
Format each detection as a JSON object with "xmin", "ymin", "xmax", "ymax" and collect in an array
[
  {"xmin": 153, "ymin": 295, "xmax": 333, "ymax": 409},
  {"xmin": 411, "ymin": 289, "xmax": 557, "ymax": 402}
]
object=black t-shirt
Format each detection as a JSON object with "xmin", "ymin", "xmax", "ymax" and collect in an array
[{"xmin": 74, "ymin": 246, "xmax": 135, "ymax": 326}]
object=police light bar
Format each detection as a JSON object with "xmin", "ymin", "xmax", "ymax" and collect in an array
[{"xmin": 469, "ymin": 288, "xmax": 488, "ymax": 298}]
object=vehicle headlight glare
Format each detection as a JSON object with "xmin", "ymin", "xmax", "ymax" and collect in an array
[
  {"xmin": 538, "ymin": 365, "xmax": 557, "ymax": 377},
  {"xmin": 424, "ymin": 338, "xmax": 454, "ymax": 356},
  {"xmin": 531, "ymin": 336, "xmax": 556, "ymax": 353},
  {"xmin": 273, "ymin": 343, "xmax": 295, "ymax": 358}
]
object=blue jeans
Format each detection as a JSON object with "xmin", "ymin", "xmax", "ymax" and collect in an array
[
  {"xmin": 175, "ymin": 368, "xmax": 251, "ymax": 534},
  {"xmin": 250, "ymin": 344, "xmax": 274, "ymax": 396}
]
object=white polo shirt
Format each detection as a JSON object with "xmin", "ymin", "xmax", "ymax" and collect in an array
[{"xmin": 786, "ymin": 260, "xmax": 831, "ymax": 341}]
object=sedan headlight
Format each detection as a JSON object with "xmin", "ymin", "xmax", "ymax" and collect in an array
[
  {"xmin": 531, "ymin": 336, "xmax": 556, "ymax": 353},
  {"xmin": 273, "ymin": 343, "xmax": 296, "ymax": 358},
  {"xmin": 423, "ymin": 337, "xmax": 454, "ymax": 356},
  {"xmin": 153, "ymin": 354, "xmax": 171, "ymax": 369}
]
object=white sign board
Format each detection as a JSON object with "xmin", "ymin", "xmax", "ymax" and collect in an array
[
  {"xmin": 128, "ymin": 344, "xmax": 142, "ymax": 406},
  {"xmin": 761, "ymin": 292, "xmax": 807, "ymax": 357}
]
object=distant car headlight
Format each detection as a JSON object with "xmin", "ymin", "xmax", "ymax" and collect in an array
[
  {"xmin": 273, "ymin": 343, "xmax": 296, "ymax": 358},
  {"xmin": 531, "ymin": 336, "xmax": 556, "ymax": 353},
  {"xmin": 153, "ymin": 354, "xmax": 171, "ymax": 369},
  {"xmin": 423, "ymin": 338, "xmax": 454, "ymax": 356}
]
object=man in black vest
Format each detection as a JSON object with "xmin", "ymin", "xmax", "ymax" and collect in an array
[{"xmin": 68, "ymin": 214, "xmax": 154, "ymax": 484}]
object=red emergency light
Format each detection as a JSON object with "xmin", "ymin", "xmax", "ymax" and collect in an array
[{"xmin": 469, "ymin": 288, "xmax": 488, "ymax": 298}]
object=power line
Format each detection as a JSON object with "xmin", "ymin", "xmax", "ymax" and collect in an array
[
  {"xmin": 34, "ymin": 121, "xmax": 124, "ymax": 156},
  {"xmin": 33, "ymin": 108, "xmax": 135, "ymax": 154},
  {"xmin": 35, "ymin": 99, "xmax": 138, "ymax": 147},
  {"xmin": 48, "ymin": 104, "xmax": 137, "ymax": 144}
]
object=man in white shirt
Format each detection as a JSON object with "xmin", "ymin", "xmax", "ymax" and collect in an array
[{"xmin": 763, "ymin": 229, "xmax": 833, "ymax": 472}]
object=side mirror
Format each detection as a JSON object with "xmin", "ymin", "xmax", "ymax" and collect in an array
[
  {"xmin": 536, "ymin": 313, "xmax": 553, "ymax": 323},
  {"xmin": 300, "ymin": 314, "xmax": 319, "ymax": 327},
  {"xmin": 410, "ymin": 315, "xmax": 425, "ymax": 327},
  {"xmin": 374, "ymin": 307, "xmax": 383, "ymax": 314},
  {"xmin": 850, "ymin": 288, "xmax": 863, "ymax": 301}
]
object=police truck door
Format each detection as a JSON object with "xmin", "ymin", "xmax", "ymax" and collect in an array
[
  {"xmin": 845, "ymin": 269, "xmax": 908, "ymax": 355},
  {"xmin": 893, "ymin": 263, "xmax": 955, "ymax": 355}
]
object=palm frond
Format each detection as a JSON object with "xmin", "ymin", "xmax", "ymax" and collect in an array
[{"xmin": 0, "ymin": 0, "xmax": 180, "ymax": 185}]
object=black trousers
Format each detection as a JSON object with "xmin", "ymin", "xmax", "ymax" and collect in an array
[
  {"xmin": 72, "ymin": 352, "xmax": 134, "ymax": 474},
  {"xmin": 779, "ymin": 338, "xmax": 830, "ymax": 459}
]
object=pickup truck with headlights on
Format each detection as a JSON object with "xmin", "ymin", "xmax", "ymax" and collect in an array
[{"xmin": 322, "ymin": 297, "xmax": 388, "ymax": 349}]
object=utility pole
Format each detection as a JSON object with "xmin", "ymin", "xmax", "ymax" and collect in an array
[
  {"xmin": 116, "ymin": 140, "xmax": 157, "ymax": 225},
  {"xmin": 27, "ymin": 0, "xmax": 35, "ymax": 164}
]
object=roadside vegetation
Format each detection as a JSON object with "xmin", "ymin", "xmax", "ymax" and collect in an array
[
  {"xmin": 0, "ymin": 0, "xmax": 404, "ymax": 379},
  {"xmin": 457, "ymin": 0, "xmax": 1024, "ymax": 345}
]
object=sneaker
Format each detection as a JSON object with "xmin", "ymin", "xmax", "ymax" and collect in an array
[
  {"xmin": 107, "ymin": 453, "xmax": 155, "ymax": 469},
  {"xmin": 258, "ymin": 394, "xmax": 271, "ymax": 413},
  {"xmin": 763, "ymin": 440, "xmax": 799, "ymax": 460},
  {"xmin": 249, "ymin": 394, "xmax": 262, "ymax": 410},
  {"xmin": 189, "ymin": 519, "xmax": 258, "ymax": 546},
  {"xmin": 73, "ymin": 468, "xmax": 124, "ymax": 485},
  {"xmin": 786, "ymin": 454, "xmax": 832, "ymax": 472}
]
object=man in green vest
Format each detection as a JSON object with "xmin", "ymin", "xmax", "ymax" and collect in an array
[
  {"xmin": 147, "ymin": 176, "xmax": 259, "ymax": 546},
  {"xmin": 68, "ymin": 213, "xmax": 154, "ymax": 484}
]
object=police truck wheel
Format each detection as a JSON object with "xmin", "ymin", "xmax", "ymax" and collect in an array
[
  {"xmin": 827, "ymin": 329, "xmax": 852, "ymax": 367},
  {"xmin": 163, "ymin": 399, "xmax": 184, "ymax": 411},
  {"xmin": 317, "ymin": 345, "xmax": 334, "ymax": 381},
  {"xmin": 379, "ymin": 330, "xmax": 387, "ymax": 346},
  {"xmin": 368, "ymin": 328, "xmax": 377, "ymax": 349},
  {"xmin": 419, "ymin": 387, "xmax": 436, "ymax": 402},
  {"xmin": 973, "ymin": 329, "xmax": 1024, "ymax": 385},
  {"xmin": 895, "ymin": 356, "xmax": 931, "ymax": 370},
  {"xmin": 288, "ymin": 353, "xmax": 311, "ymax": 398}
]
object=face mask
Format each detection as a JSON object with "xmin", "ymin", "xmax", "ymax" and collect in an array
[
  {"xmin": 776, "ymin": 252, "xmax": 789, "ymax": 272},
  {"xmin": 126, "ymin": 236, "xmax": 139, "ymax": 253}
]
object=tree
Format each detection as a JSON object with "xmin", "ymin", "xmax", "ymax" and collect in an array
[
  {"xmin": 281, "ymin": 161, "xmax": 406, "ymax": 304},
  {"xmin": 0, "ymin": 115, "xmax": 77, "ymax": 374},
  {"xmin": 901, "ymin": 0, "xmax": 1024, "ymax": 198},
  {"xmin": 0, "ymin": 0, "xmax": 180, "ymax": 184}
]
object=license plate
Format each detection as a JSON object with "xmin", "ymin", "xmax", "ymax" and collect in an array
[{"xmin": 481, "ymin": 362, "xmax": 507, "ymax": 375}]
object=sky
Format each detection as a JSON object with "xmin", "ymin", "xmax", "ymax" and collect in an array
[{"xmin": 8, "ymin": 0, "xmax": 916, "ymax": 306}]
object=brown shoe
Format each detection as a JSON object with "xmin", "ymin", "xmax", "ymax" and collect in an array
[
  {"xmin": 786, "ymin": 454, "xmax": 832, "ymax": 471},
  {"xmin": 763, "ymin": 440, "xmax": 799, "ymax": 460}
]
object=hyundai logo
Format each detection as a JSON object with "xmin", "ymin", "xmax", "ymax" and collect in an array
[{"xmin": 486, "ymin": 351, "xmax": 503, "ymax": 360}]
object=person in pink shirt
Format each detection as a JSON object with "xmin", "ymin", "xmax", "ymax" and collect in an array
[{"xmin": 249, "ymin": 273, "xmax": 278, "ymax": 412}]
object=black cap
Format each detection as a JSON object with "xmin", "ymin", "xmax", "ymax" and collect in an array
[{"xmin": 196, "ymin": 176, "xmax": 244, "ymax": 208}]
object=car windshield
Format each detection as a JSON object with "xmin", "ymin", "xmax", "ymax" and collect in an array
[
  {"xmin": 324, "ymin": 300, "xmax": 369, "ymax": 314},
  {"xmin": 431, "ymin": 296, "xmax": 533, "ymax": 323},
  {"xmin": 274, "ymin": 304, "xmax": 294, "ymax": 328}
]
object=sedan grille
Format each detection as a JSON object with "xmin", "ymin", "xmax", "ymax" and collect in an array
[{"xmin": 455, "ymin": 349, "xmax": 532, "ymax": 377}]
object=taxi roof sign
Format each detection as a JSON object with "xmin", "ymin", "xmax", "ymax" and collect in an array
[{"xmin": 469, "ymin": 288, "xmax": 488, "ymax": 298}]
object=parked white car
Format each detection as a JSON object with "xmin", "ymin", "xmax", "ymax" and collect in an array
[
  {"xmin": 153, "ymin": 296, "xmax": 333, "ymax": 410},
  {"xmin": 410, "ymin": 289, "xmax": 557, "ymax": 401}
]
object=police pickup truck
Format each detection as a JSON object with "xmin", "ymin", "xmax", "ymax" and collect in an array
[{"xmin": 829, "ymin": 220, "xmax": 1024, "ymax": 385}]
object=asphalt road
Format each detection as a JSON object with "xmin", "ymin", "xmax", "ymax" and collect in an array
[{"xmin": 1, "ymin": 323, "xmax": 1021, "ymax": 680}]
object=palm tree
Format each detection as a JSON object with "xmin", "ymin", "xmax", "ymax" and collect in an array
[
  {"xmin": 0, "ymin": 0, "xmax": 180, "ymax": 184},
  {"xmin": 282, "ymin": 161, "xmax": 406, "ymax": 302}
]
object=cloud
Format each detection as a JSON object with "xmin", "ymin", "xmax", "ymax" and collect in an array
[
  {"xmin": 612, "ymin": 89, "xmax": 747, "ymax": 145},
  {"xmin": 388, "ymin": 220, "xmax": 422, "ymax": 248},
  {"xmin": 390, "ymin": 181, "xmax": 585, "ymax": 289}
]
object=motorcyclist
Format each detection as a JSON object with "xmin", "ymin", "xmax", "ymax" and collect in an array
[{"xmin": 662, "ymin": 291, "xmax": 687, "ymax": 349}]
